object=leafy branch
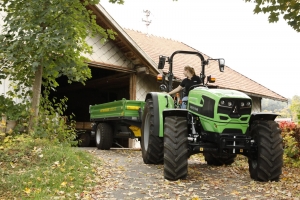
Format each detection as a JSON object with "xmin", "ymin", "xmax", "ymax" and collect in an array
[{"xmin": 245, "ymin": 0, "xmax": 300, "ymax": 32}]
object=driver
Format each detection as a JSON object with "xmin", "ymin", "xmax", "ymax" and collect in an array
[{"xmin": 168, "ymin": 65, "xmax": 201, "ymax": 109}]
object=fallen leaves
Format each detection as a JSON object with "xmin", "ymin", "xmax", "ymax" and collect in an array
[
  {"xmin": 0, "ymin": 141, "xmax": 101, "ymax": 199},
  {"xmin": 23, "ymin": 187, "xmax": 31, "ymax": 195},
  {"xmin": 85, "ymin": 149, "xmax": 300, "ymax": 200}
]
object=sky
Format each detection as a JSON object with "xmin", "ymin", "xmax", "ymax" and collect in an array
[{"xmin": 100, "ymin": 0, "xmax": 300, "ymax": 100}]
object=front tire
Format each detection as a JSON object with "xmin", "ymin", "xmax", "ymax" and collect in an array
[
  {"xmin": 141, "ymin": 98, "xmax": 163, "ymax": 164},
  {"xmin": 248, "ymin": 120, "xmax": 283, "ymax": 182},
  {"xmin": 164, "ymin": 116, "xmax": 188, "ymax": 181},
  {"xmin": 96, "ymin": 123, "xmax": 113, "ymax": 150}
]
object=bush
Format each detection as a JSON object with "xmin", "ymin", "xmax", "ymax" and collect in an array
[
  {"xmin": 279, "ymin": 121, "xmax": 300, "ymax": 167},
  {"xmin": 279, "ymin": 121, "xmax": 297, "ymax": 132}
]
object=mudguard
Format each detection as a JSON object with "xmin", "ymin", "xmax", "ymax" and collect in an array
[
  {"xmin": 249, "ymin": 112, "xmax": 279, "ymax": 125},
  {"xmin": 145, "ymin": 92, "xmax": 175, "ymax": 137}
]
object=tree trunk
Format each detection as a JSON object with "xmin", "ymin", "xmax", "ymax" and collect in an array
[{"xmin": 28, "ymin": 65, "xmax": 43, "ymax": 132}]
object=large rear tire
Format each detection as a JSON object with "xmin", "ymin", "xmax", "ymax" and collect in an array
[
  {"xmin": 204, "ymin": 153, "xmax": 236, "ymax": 166},
  {"xmin": 96, "ymin": 123, "xmax": 113, "ymax": 150},
  {"xmin": 141, "ymin": 98, "xmax": 163, "ymax": 164},
  {"xmin": 164, "ymin": 116, "xmax": 188, "ymax": 181},
  {"xmin": 248, "ymin": 120, "xmax": 283, "ymax": 182}
]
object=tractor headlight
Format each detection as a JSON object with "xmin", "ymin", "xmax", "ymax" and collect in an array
[
  {"xmin": 228, "ymin": 101, "xmax": 233, "ymax": 107},
  {"xmin": 219, "ymin": 99, "xmax": 233, "ymax": 108},
  {"xmin": 240, "ymin": 102, "xmax": 245, "ymax": 107},
  {"xmin": 246, "ymin": 101, "xmax": 251, "ymax": 107}
]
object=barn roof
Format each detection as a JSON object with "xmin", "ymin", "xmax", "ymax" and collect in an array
[{"xmin": 87, "ymin": 4, "xmax": 287, "ymax": 102}]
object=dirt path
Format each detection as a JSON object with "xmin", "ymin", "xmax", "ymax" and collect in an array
[{"xmin": 80, "ymin": 147, "xmax": 298, "ymax": 200}]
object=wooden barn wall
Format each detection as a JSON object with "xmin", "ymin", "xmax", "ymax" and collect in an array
[
  {"xmin": 135, "ymin": 75, "xmax": 160, "ymax": 101},
  {"xmin": 84, "ymin": 35, "xmax": 134, "ymax": 68}
]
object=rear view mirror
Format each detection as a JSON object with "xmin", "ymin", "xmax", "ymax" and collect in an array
[
  {"xmin": 218, "ymin": 59, "xmax": 225, "ymax": 72},
  {"xmin": 158, "ymin": 55, "xmax": 166, "ymax": 69}
]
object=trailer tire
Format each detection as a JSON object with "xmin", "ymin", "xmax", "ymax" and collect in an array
[
  {"xmin": 78, "ymin": 131, "xmax": 91, "ymax": 147},
  {"xmin": 141, "ymin": 98, "xmax": 163, "ymax": 164},
  {"xmin": 164, "ymin": 116, "xmax": 188, "ymax": 181},
  {"xmin": 248, "ymin": 120, "xmax": 283, "ymax": 182},
  {"xmin": 204, "ymin": 153, "xmax": 236, "ymax": 166},
  {"xmin": 96, "ymin": 123, "xmax": 113, "ymax": 150}
]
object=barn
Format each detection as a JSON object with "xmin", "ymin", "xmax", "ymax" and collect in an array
[{"xmin": 0, "ymin": 4, "xmax": 287, "ymax": 147}]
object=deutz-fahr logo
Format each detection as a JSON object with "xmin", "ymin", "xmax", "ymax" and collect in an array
[{"xmin": 189, "ymin": 104, "xmax": 199, "ymax": 112}]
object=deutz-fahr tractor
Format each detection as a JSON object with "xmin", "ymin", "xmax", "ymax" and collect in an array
[{"xmin": 141, "ymin": 50, "xmax": 283, "ymax": 182}]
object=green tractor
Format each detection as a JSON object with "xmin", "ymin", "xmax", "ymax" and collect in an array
[{"xmin": 141, "ymin": 50, "xmax": 283, "ymax": 182}]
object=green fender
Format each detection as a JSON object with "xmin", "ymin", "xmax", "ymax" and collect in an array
[{"xmin": 145, "ymin": 92, "xmax": 175, "ymax": 137}]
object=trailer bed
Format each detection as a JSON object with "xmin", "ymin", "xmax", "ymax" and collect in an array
[{"xmin": 89, "ymin": 98, "xmax": 145, "ymax": 122}]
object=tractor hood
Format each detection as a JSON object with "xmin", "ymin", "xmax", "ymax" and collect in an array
[{"xmin": 192, "ymin": 87, "xmax": 251, "ymax": 99}]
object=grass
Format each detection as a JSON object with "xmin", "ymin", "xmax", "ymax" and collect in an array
[
  {"xmin": 0, "ymin": 134, "xmax": 101, "ymax": 200},
  {"xmin": 1, "ymin": 130, "xmax": 299, "ymax": 199}
]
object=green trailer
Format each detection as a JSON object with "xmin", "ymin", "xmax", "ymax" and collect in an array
[{"xmin": 85, "ymin": 98, "xmax": 145, "ymax": 149}]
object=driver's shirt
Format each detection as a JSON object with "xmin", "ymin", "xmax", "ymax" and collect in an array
[{"xmin": 180, "ymin": 75, "xmax": 201, "ymax": 97}]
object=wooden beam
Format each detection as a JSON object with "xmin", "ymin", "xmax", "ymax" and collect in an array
[
  {"xmin": 130, "ymin": 73, "xmax": 137, "ymax": 100},
  {"xmin": 88, "ymin": 61, "xmax": 135, "ymax": 73}
]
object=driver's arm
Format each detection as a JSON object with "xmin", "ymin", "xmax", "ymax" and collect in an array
[{"xmin": 168, "ymin": 85, "xmax": 183, "ymax": 95}]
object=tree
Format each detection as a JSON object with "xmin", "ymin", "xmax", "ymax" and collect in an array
[
  {"xmin": 290, "ymin": 95, "xmax": 300, "ymax": 122},
  {"xmin": 245, "ymin": 0, "xmax": 300, "ymax": 32},
  {"xmin": 277, "ymin": 107, "xmax": 292, "ymax": 118},
  {"xmin": 261, "ymin": 98, "xmax": 289, "ymax": 112},
  {"xmin": 0, "ymin": 0, "xmax": 119, "ymax": 131}
]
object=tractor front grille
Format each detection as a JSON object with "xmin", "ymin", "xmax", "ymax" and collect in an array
[{"xmin": 217, "ymin": 98, "xmax": 251, "ymax": 118}]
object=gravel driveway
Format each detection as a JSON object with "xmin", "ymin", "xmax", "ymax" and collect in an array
[{"xmin": 80, "ymin": 147, "xmax": 297, "ymax": 200}]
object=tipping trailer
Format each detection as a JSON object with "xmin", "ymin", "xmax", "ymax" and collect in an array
[{"xmin": 84, "ymin": 98, "xmax": 145, "ymax": 149}]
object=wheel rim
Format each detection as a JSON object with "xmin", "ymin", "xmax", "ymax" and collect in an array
[
  {"xmin": 143, "ymin": 112, "xmax": 150, "ymax": 151},
  {"xmin": 96, "ymin": 128, "xmax": 100, "ymax": 145},
  {"xmin": 80, "ymin": 133, "xmax": 88, "ymax": 142}
]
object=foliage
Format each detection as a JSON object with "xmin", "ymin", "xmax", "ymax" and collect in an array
[
  {"xmin": 0, "ymin": 95, "xmax": 29, "ymax": 121},
  {"xmin": 0, "ymin": 135, "xmax": 103, "ymax": 199},
  {"xmin": 31, "ymin": 89, "xmax": 78, "ymax": 145},
  {"xmin": 245, "ymin": 0, "xmax": 300, "ymax": 32},
  {"xmin": 261, "ymin": 98, "xmax": 289, "ymax": 113},
  {"xmin": 262, "ymin": 96, "xmax": 300, "ymax": 122},
  {"xmin": 0, "ymin": 0, "xmax": 117, "ymax": 130},
  {"xmin": 290, "ymin": 95, "xmax": 300, "ymax": 122},
  {"xmin": 0, "ymin": 0, "xmax": 115, "ymax": 89},
  {"xmin": 282, "ymin": 129, "xmax": 300, "ymax": 167},
  {"xmin": 283, "ymin": 132, "xmax": 299, "ymax": 158},
  {"xmin": 277, "ymin": 107, "xmax": 292, "ymax": 118},
  {"xmin": 109, "ymin": 0, "xmax": 125, "ymax": 3},
  {"xmin": 279, "ymin": 120, "xmax": 297, "ymax": 132},
  {"xmin": 280, "ymin": 120, "xmax": 300, "ymax": 167}
]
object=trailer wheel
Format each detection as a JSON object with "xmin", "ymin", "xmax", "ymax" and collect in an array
[
  {"xmin": 141, "ymin": 98, "xmax": 163, "ymax": 164},
  {"xmin": 164, "ymin": 116, "xmax": 188, "ymax": 181},
  {"xmin": 248, "ymin": 120, "xmax": 283, "ymax": 182},
  {"xmin": 96, "ymin": 123, "xmax": 113, "ymax": 150},
  {"xmin": 78, "ymin": 131, "xmax": 91, "ymax": 147},
  {"xmin": 204, "ymin": 153, "xmax": 236, "ymax": 166}
]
